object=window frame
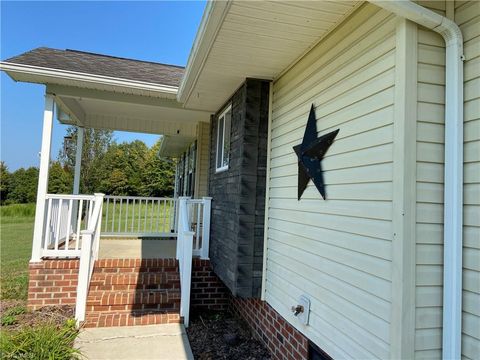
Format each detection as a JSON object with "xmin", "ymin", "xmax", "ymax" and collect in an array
[{"xmin": 215, "ymin": 104, "xmax": 232, "ymax": 173}]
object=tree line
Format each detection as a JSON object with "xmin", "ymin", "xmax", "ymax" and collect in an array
[{"xmin": 0, "ymin": 127, "xmax": 175, "ymax": 205}]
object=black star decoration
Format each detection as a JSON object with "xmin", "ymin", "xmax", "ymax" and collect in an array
[{"xmin": 293, "ymin": 104, "xmax": 339, "ymax": 200}]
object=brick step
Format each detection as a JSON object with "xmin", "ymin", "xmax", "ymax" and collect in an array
[
  {"xmin": 90, "ymin": 272, "xmax": 179, "ymax": 286},
  {"xmin": 87, "ymin": 302, "xmax": 179, "ymax": 312},
  {"xmin": 83, "ymin": 310, "xmax": 181, "ymax": 328},
  {"xmin": 89, "ymin": 283, "xmax": 179, "ymax": 292},
  {"xmin": 87, "ymin": 289, "xmax": 180, "ymax": 306},
  {"xmin": 93, "ymin": 259, "xmax": 178, "ymax": 271}
]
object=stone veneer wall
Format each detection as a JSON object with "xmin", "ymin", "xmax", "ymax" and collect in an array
[{"xmin": 208, "ymin": 78, "xmax": 270, "ymax": 298}]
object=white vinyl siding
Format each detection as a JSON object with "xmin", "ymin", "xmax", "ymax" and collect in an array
[
  {"xmin": 456, "ymin": 2, "xmax": 480, "ymax": 359},
  {"xmin": 265, "ymin": 4, "xmax": 395, "ymax": 359},
  {"xmin": 195, "ymin": 121, "xmax": 211, "ymax": 197},
  {"xmin": 413, "ymin": 2, "xmax": 480, "ymax": 359},
  {"xmin": 414, "ymin": 3, "xmax": 446, "ymax": 357}
]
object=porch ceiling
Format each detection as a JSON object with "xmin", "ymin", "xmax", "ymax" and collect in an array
[
  {"xmin": 178, "ymin": 0, "xmax": 361, "ymax": 112},
  {"xmin": 48, "ymin": 84, "xmax": 210, "ymax": 139}
]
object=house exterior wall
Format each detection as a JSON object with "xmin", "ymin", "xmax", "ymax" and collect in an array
[
  {"xmin": 265, "ymin": 4, "xmax": 396, "ymax": 358},
  {"xmin": 414, "ymin": 2, "xmax": 446, "ymax": 357},
  {"xmin": 260, "ymin": 1, "xmax": 479, "ymax": 359},
  {"xmin": 208, "ymin": 78, "xmax": 270, "ymax": 298}
]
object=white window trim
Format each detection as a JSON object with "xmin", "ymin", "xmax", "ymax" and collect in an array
[{"xmin": 215, "ymin": 104, "xmax": 231, "ymax": 173}]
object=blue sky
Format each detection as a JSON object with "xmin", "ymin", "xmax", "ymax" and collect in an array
[{"xmin": 0, "ymin": 1, "xmax": 206, "ymax": 170}]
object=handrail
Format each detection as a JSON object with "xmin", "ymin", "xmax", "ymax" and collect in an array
[
  {"xmin": 176, "ymin": 197, "xmax": 194, "ymax": 327},
  {"xmin": 75, "ymin": 193, "xmax": 104, "ymax": 323},
  {"xmin": 46, "ymin": 194, "xmax": 96, "ymax": 200}
]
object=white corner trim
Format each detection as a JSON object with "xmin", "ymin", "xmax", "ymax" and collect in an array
[
  {"xmin": 177, "ymin": 1, "xmax": 231, "ymax": 105},
  {"xmin": 368, "ymin": 2, "xmax": 464, "ymax": 359},
  {"xmin": 261, "ymin": 82, "xmax": 273, "ymax": 301},
  {"xmin": 0, "ymin": 62, "xmax": 179, "ymax": 95}
]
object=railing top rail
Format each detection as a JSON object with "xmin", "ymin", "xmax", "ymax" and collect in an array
[
  {"xmin": 186, "ymin": 199, "xmax": 205, "ymax": 204},
  {"xmin": 46, "ymin": 194, "xmax": 96, "ymax": 200},
  {"xmin": 103, "ymin": 195, "xmax": 177, "ymax": 201}
]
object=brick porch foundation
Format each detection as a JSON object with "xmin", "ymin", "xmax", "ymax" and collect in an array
[
  {"xmin": 28, "ymin": 260, "xmax": 79, "ymax": 310},
  {"xmin": 27, "ymin": 258, "xmax": 310, "ymax": 360}
]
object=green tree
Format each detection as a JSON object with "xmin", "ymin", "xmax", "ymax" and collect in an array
[
  {"xmin": 98, "ymin": 141, "xmax": 149, "ymax": 195},
  {"xmin": 59, "ymin": 126, "xmax": 113, "ymax": 193},
  {"xmin": 141, "ymin": 139, "xmax": 175, "ymax": 197},
  {"xmin": 0, "ymin": 161, "xmax": 10, "ymax": 203},
  {"xmin": 7, "ymin": 167, "xmax": 39, "ymax": 203},
  {"xmin": 48, "ymin": 161, "xmax": 73, "ymax": 194}
]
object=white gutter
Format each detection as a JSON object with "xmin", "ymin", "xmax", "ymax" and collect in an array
[
  {"xmin": 0, "ymin": 62, "xmax": 179, "ymax": 95},
  {"xmin": 369, "ymin": 2, "xmax": 464, "ymax": 359},
  {"xmin": 177, "ymin": 0, "xmax": 231, "ymax": 105}
]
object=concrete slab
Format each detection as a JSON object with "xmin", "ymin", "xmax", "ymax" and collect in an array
[
  {"xmin": 98, "ymin": 239, "xmax": 177, "ymax": 259},
  {"xmin": 75, "ymin": 324, "xmax": 194, "ymax": 360}
]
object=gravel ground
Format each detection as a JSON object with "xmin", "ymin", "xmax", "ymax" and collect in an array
[{"xmin": 187, "ymin": 310, "xmax": 271, "ymax": 360}]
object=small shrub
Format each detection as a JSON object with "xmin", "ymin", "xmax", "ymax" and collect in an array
[
  {"xmin": 0, "ymin": 320, "xmax": 81, "ymax": 359},
  {"xmin": 0, "ymin": 305, "xmax": 26, "ymax": 326}
]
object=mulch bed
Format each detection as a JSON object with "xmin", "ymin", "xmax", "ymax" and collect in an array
[
  {"xmin": 0, "ymin": 300, "xmax": 74, "ymax": 331},
  {"xmin": 187, "ymin": 310, "xmax": 271, "ymax": 360}
]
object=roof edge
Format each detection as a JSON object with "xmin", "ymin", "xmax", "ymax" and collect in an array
[
  {"xmin": 0, "ymin": 61, "xmax": 179, "ymax": 95},
  {"xmin": 177, "ymin": 0, "xmax": 231, "ymax": 105}
]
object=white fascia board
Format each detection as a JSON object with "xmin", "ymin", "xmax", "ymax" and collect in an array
[
  {"xmin": 177, "ymin": 0, "xmax": 231, "ymax": 105},
  {"xmin": 0, "ymin": 62, "xmax": 179, "ymax": 95}
]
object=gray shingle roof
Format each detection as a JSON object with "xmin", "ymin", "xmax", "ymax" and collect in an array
[{"xmin": 3, "ymin": 47, "xmax": 184, "ymax": 87}]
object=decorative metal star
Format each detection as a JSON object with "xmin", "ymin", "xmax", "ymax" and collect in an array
[{"xmin": 293, "ymin": 104, "xmax": 339, "ymax": 200}]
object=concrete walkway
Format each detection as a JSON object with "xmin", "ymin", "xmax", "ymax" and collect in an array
[{"xmin": 75, "ymin": 324, "xmax": 194, "ymax": 360}]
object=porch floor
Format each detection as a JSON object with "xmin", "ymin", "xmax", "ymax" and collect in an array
[{"xmin": 98, "ymin": 238, "xmax": 177, "ymax": 259}]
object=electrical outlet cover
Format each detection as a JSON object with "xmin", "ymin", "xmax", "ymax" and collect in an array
[{"xmin": 298, "ymin": 295, "xmax": 310, "ymax": 325}]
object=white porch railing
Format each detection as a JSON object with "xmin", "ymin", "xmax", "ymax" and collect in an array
[
  {"xmin": 37, "ymin": 193, "xmax": 212, "ymax": 325},
  {"xmin": 75, "ymin": 193, "xmax": 104, "ymax": 323},
  {"xmin": 176, "ymin": 197, "xmax": 194, "ymax": 328},
  {"xmin": 42, "ymin": 194, "xmax": 96, "ymax": 258},
  {"xmin": 186, "ymin": 198, "xmax": 212, "ymax": 259},
  {"xmin": 101, "ymin": 196, "xmax": 177, "ymax": 237},
  {"xmin": 176, "ymin": 196, "xmax": 212, "ymax": 327}
]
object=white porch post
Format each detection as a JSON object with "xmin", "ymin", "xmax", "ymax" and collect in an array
[
  {"xmin": 31, "ymin": 94, "xmax": 54, "ymax": 262},
  {"xmin": 73, "ymin": 127, "xmax": 84, "ymax": 195}
]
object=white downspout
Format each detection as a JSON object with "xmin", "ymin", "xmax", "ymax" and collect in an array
[{"xmin": 369, "ymin": 2, "xmax": 464, "ymax": 359}]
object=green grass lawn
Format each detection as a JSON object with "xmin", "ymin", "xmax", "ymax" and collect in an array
[{"xmin": 0, "ymin": 204, "xmax": 35, "ymax": 300}]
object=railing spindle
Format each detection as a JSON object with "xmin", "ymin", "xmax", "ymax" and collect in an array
[
  {"xmin": 104, "ymin": 197, "xmax": 109, "ymax": 232},
  {"xmin": 144, "ymin": 199, "xmax": 148, "ymax": 232},
  {"xmin": 43, "ymin": 198, "xmax": 53, "ymax": 251},
  {"xmin": 112, "ymin": 199, "xmax": 116, "ymax": 233},
  {"xmin": 131, "ymin": 199, "xmax": 135, "ymax": 233},
  {"xmin": 118, "ymin": 198, "xmax": 123, "ymax": 233},
  {"xmin": 125, "ymin": 198, "xmax": 129, "ymax": 233},
  {"xmin": 54, "ymin": 199, "xmax": 63, "ymax": 250},
  {"xmin": 65, "ymin": 199, "xmax": 73, "ymax": 250}
]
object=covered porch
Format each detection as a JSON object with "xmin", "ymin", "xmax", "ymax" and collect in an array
[{"xmin": 0, "ymin": 48, "xmax": 214, "ymax": 326}]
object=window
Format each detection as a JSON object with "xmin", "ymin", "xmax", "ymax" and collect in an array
[{"xmin": 216, "ymin": 105, "xmax": 232, "ymax": 172}]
